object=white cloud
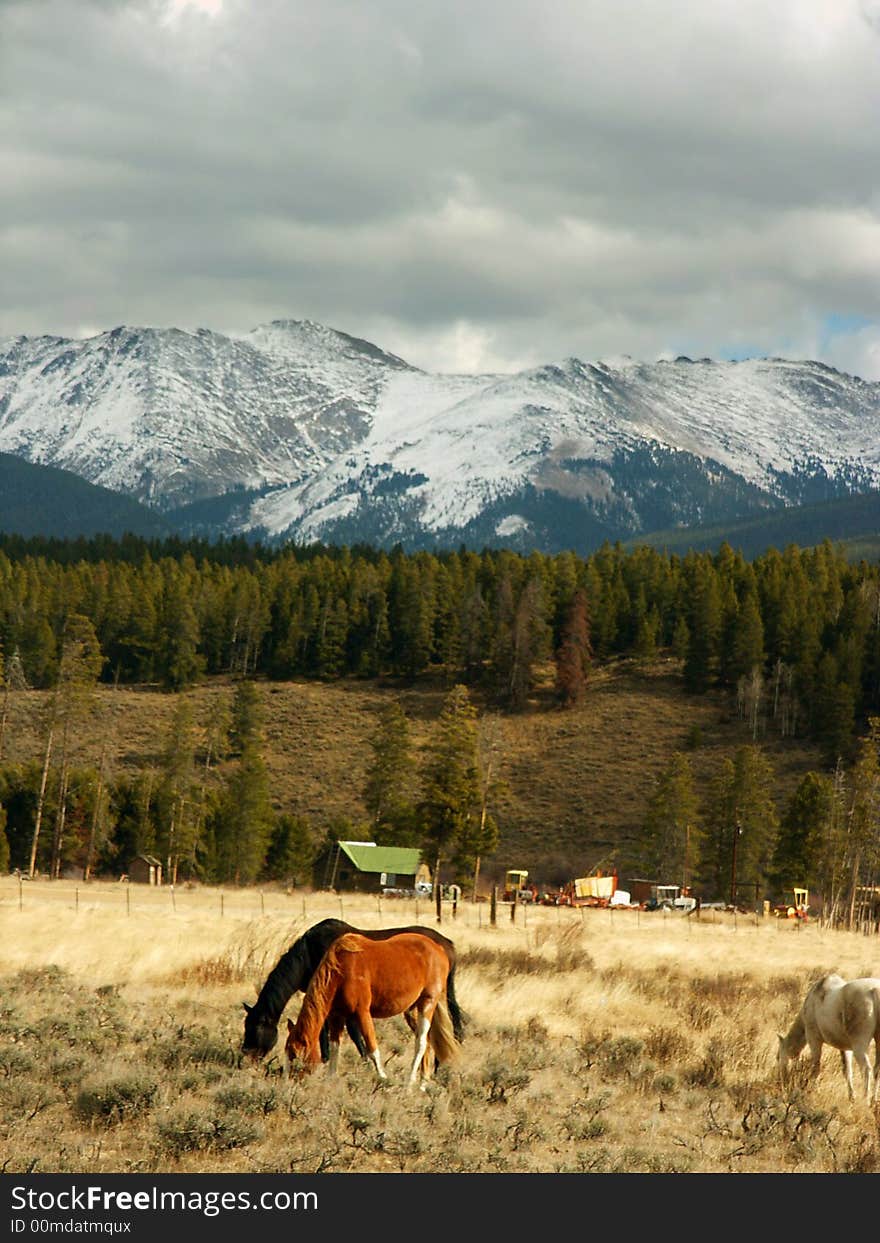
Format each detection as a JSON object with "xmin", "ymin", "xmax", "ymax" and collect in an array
[{"xmin": 2, "ymin": 0, "xmax": 879, "ymax": 375}]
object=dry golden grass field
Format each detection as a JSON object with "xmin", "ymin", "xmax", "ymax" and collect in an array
[
  {"xmin": 2, "ymin": 877, "xmax": 878, "ymax": 1176},
  {"xmin": 3, "ymin": 657, "xmax": 824, "ymax": 883}
]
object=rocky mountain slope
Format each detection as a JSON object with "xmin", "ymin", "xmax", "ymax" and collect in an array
[{"xmin": 2, "ymin": 321, "xmax": 878, "ymax": 553}]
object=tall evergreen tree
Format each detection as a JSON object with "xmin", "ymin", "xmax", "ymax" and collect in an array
[
  {"xmin": 704, "ymin": 746, "xmax": 779, "ymax": 903},
  {"xmin": 555, "ymin": 588, "xmax": 592, "ymax": 706},
  {"xmin": 640, "ymin": 753, "xmax": 702, "ymax": 888},
  {"xmin": 28, "ymin": 613, "xmax": 104, "ymax": 878},
  {"xmin": 683, "ymin": 563, "xmax": 721, "ymax": 692},
  {"xmin": 418, "ymin": 684, "xmax": 481, "ymax": 885},
  {"xmin": 212, "ymin": 742, "xmax": 275, "ymax": 884},
  {"xmin": 157, "ymin": 697, "xmax": 198, "ymax": 884},
  {"xmin": 362, "ymin": 700, "xmax": 417, "ymax": 845},
  {"xmin": 229, "ymin": 679, "xmax": 263, "ymax": 756},
  {"xmin": 157, "ymin": 570, "xmax": 203, "ymax": 691},
  {"xmin": 262, "ymin": 812, "xmax": 315, "ymax": 886},
  {"xmin": 771, "ymin": 771, "xmax": 834, "ymax": 895}
]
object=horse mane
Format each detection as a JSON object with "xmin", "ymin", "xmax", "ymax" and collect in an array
[
  {"xmin": 331, "ymin": 933, "xmax": 368, "ymax": 956},
  {"xmin": 290, "ymin": 945, "xmax": 348, "ymax": 1056},
  {"xmin": 250, "ymin": 919, "xmax": 353, "ymax": 1024}
]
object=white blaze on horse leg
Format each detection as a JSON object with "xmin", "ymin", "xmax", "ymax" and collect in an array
[
  {"xmin": 408, "ymin": 1015, "xmax": 431, "ymax": 1088},
  {"xmin": 840, "ymin": 1049, "xmax": 855, "ymax": 1099},
  {"xmin": 369, "ymin": 1047, "xmax": 387, "ymax": 1080}
]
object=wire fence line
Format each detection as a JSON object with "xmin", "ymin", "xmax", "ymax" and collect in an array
[{"xmin": 0, "ymin": 875, "xmax": 839, "ymax": 942}]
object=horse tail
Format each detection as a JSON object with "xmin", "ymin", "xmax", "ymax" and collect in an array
[
  {"xmin": 445, "ymin": 963, "xmax": 466, "ymax": 1043},
  {"xmin": 428, "ymin": 998, "xmax": 460, "ymax": 1065}
]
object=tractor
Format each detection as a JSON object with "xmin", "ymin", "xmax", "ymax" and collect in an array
[
  {"xmin": 774, "ymin": 886, "xmax": 810, "ymax": 920},
  {"xmin": 502, "ymin": 869, "xmax": 534, "ymax": 903}
]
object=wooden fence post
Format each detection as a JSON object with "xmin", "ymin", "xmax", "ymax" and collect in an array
[{"xmin": 490, "ymin": 886, "xmax": 497, "ymax": 927}]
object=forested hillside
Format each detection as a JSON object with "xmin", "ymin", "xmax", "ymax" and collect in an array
[{"xmin": 0, "ymin": 534, "xmax": 878, "ymax": 915}]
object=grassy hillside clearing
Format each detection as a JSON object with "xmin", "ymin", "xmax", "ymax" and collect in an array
[{"xmin": 1, "ymin": 658, "xmax": 824, "ymax": 886}]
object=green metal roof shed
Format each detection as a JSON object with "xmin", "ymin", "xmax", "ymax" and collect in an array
[{"xmin": 316, "ymin": 840, "xmax": 431, "ymax": 892}]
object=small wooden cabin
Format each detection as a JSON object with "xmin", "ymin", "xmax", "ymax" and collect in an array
[{"xmin": 129, "ymin": 854, "xmax": 163, "ymax": 885}]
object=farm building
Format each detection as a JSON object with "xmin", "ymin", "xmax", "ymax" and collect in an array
[
  {"xmin": 314, "ymin": 840, "xmax": 431, "ymax": 894},
  {"xmin": 128, "ymin": 854, "xmax": 163, "ymax": 885}
]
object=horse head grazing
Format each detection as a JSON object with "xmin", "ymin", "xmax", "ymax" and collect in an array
[
  {"xmin": 284, "ymin": 1016, "xmax": 322, "ymax": 1078},
  {"xmin": 239, "ymin": 927, "xmax": 334, "ymax": 1061},
  {"xmin": 242, "ymin": 1000, "xmax": 282, "ymax": 1062}
]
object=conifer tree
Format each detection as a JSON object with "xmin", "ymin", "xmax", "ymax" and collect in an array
[
  {"xmin": 839, "ymin": 721, "xmax": 880, "ymax": 929},
  {"xmin": 683, "ymin": 563, "xmax": 721, "ymax": 692},
  {"xmin": 555, "ymin": 588, "xmax": 592, "ymax": 706},
  {"xmin": 213, "ymin": 743, "xmax": 275, "ymax": 884},
  {"xmin": 363, "ymin": 700, "xmax": 417, "ymax": 844},
  {"xmin": 157, "ymin": 570, "xmax": 203, "ymax": 691},
  {"xmin": 316, "ymin": 596, "xmax": 349, "ymax": 678},
  {"xmin": 262, "ymin": 812, "xmax": 315, "ymax": 886},
  {"xmin": 492, "ymin": 577, "xmax": 550, "ymax": 709},
  {"xmin": 28, "ymin": 613, "xmax": 104, "ymax": 878},
  {"xmin": 771, "ymin": 771, "xmax": 834, "ymax": 895},
  {"xmin": 157, "ymin": 697, "xmax": 198, "ymax": 884},
  {"xmin": 705, "ymin": 746, "xmax": 779, "ymax": 903},
  {"xmin": 418, "ymin": 684, "xmax": 481, "ymax": 885},
  {"xmin": 729, "ymin": 588, "xmax": 765, "ymax": 686},
  {"xmin": 229, "ymin": 679, "xmax": 263, "ymax": 756},
  {"xmin": 671, "ymin": 614, "xmax": 690, "ymax": 661},
  {"xmin": 640, "ymin": 753, "xmax": 701, "ymax": 887}
]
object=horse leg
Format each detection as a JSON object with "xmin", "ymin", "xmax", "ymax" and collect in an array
[
  {"xmin": 346, "ymin": 1015, "xmax": 368, "ymax": 1058},
  {"xmin": 851, "ymin": 1048, "xmax": 871, "ymax": 1103},
  {"xmin": 319, "ymin": 1021, "xmax": 331, "ymax": 1064},
  {"xmin": 807, "ymin": 1037, "xmax": 823, "ymax": 1083},
  {"xmin": 840, "ymin": 1049, "xmax": 855, "ymax": 1100},
  {"xmin": 403, "ymin": 1007, "xmax": 434, "ymax": 1080},
  {"xmin": 326, "ymin": 1017, "xmax": 345, "ymax": 1076},
  {"xmin": 407, "ymin": 1008, "xmax": 433, "ymax": 1091},
  {"xmin": 357, "ymin": 1010, "xmax": 387, "ymax": 1081}
]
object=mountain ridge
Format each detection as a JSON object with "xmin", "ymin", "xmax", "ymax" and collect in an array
[{"xmin": 2, "ymin": 320, "xmax": 878, "ymax": 555}]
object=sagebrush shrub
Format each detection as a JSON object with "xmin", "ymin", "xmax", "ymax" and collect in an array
[{"xmin": 74, "ymin": 1075, "xmax": 158, "ymax": 1124}]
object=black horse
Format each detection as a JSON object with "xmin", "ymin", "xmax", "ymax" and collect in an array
[{"xmin": 242, "ymin": 918, "xmax": 465, "ymax": 1062}]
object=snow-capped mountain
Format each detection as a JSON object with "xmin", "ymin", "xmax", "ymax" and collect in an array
[
  {"xmin": 0, "ymin": 320, "xmax": 412, "ymax": 510},
  {"xmin": 1, "ymin": 321, "xmax": 878, "ymax": 553}
]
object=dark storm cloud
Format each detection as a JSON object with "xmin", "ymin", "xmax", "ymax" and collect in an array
[{"xmin": 2, "ymin": 0, "xmax": 879, "ymax": 375}]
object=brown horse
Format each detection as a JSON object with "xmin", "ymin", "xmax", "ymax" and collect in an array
[{"xmin": 284, "ymin": 932, "xmax": 459, "ymax": 1089}]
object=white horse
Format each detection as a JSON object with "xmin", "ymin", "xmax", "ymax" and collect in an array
[{"xmin": 777, "ymin": 973, "xmax": 880, "ymax": 1103}]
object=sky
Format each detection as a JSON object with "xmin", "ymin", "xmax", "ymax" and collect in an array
[{"xmin": 3, "ymin": 0, "xmax": 880, "ymax": 377}]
